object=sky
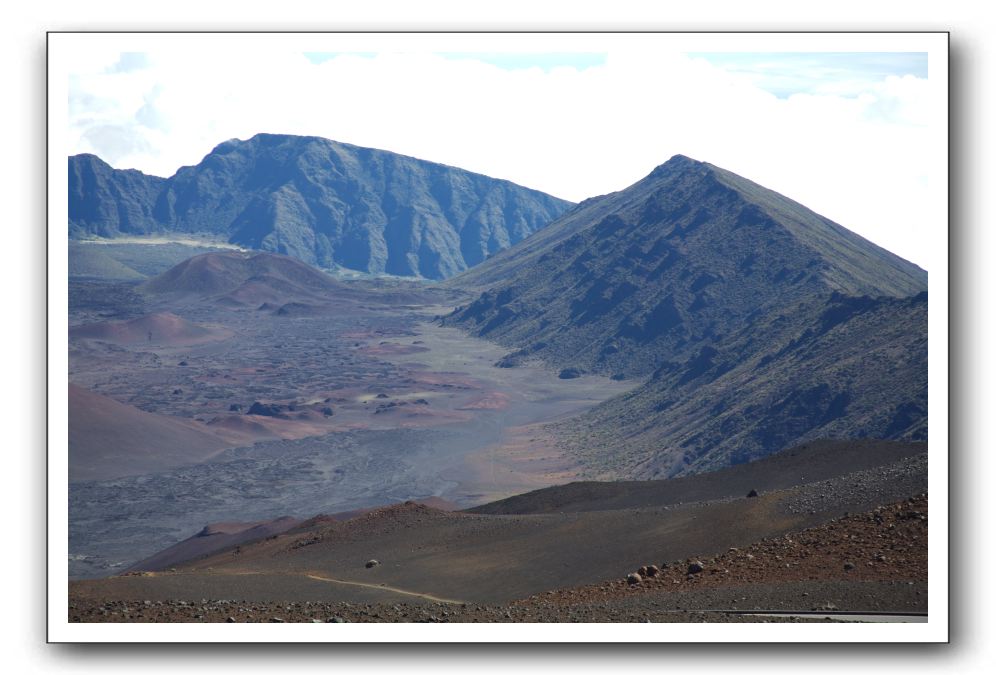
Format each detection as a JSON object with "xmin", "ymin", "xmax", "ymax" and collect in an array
[{"xmin": 64, "ymin": 39, "xmax": 943, "ymax": 269}]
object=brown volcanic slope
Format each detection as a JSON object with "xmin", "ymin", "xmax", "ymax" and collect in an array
[
  {"xmin": 70, "ymin": 495, "xmax": 927, "ymax": 622},
  {"xmin": 70, "ymin": 440, "xmax": 925, "ymax": 607},
  {"xmin": 141, "ymin": 250, "xmax": 348, "ymax": 306},
  {"xmin": 70, "ymin": 312, "xmax": 231, "ymax": 346},
  {"xmin": 127, "ymin": 498, "xmax": 462, "ymax": 574},
  {"xmin": 68, "ymin": 384, "xmax": 231, "ymax": 481},
  {"xmin": 125, "ymin": 517, "xmax": 302, "ymax": 573}
]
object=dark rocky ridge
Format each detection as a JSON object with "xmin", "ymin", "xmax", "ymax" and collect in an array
[
  {"xmin": 444, "ymin": 155, "xmax": 928, "ymax": 477},
  {"xmin": 69, "ymin": 154, "xmax": 166, "ymax": 239},
  {"xmin": 446, "ymin": 155, "xmax": 926, "ymax": 377},
  {"xmin": 556, "ymin": 291, "xmax": 928, "ymax": 478},
  {"xmin": 69, "ymin": 134, "xmax": 573, "ymax": 279}
]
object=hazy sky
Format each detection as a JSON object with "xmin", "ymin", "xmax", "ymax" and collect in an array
[{"xmin": 64, "ymin": 38, "xmax": 943, "ymax": 269}]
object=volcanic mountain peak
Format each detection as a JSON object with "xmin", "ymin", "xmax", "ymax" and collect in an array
[
  {"xmin": 647, "ymin": 152, "xmax": 705, "ymax": 175},
  {"xmin": 444, "ymin": 157, "xmax": 928, "ymax": 473},
  {"xmin": 631, "ymin": 155, "xmax": 925, "ymax": 294},
  {"xmin": 447, "ymin": 156, "xmax": 927, "ymax": 372}
]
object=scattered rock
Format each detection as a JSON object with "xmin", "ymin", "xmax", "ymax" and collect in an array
[
  {"xmin": 365, "ymin": 559, "xmax": 380, "ymax": 569},
  {"xmin": 843, "ymin": 562, "xmax": 855, "ymax": 571},
  {"xmin": 321, "ymin": 407, "xmax": 334, "ymax": 417},
  {"xmin": 687, "ymin": 561, "xmax": 704, "ymax": 574},
  {"xmin": 246, "ymin": 401, "xmax": 287, "ymax": 418},
  {"xmin": 228, "ymin": 403, "xmax": 242, "ymax": 412},
  {"xmin": 626, "ymin": 573, "xmax": 642, "ymax": 585},
  {"xmin": 747, "ymin": 489, "xmax": 759, "ymax": 498}
]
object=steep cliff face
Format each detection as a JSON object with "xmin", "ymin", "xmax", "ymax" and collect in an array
[
  {"xmin": 68, "ymin": 153, "xmax": 165, "ymax": 239},
  {"xmin": 68, "ymin": 134, "xmax": 573, "ymax": 280}
]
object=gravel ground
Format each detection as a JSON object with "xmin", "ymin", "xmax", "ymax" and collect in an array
[
  {"xmin": 779, "ymin": 454, "xmax": 927, "ymax": 517},
  {"xmin": 67, "ymin": 579, "xmax": 924, "ymax": 624},
  {"xmin": 525, "ymin": 494, "xmax": 927, "ymax": 605},
  {"xmin": 70, "ymin": 496, "xmax": 927, "ymax": 623}
]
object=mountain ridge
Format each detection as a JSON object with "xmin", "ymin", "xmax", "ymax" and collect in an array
[
  {"xmin": 443, "ymin": 155, "xmax": 928, "ymax": 477},
  {"xmin": 69, "ymin": 134, "xmax": 574, "ymax": 280},
  {"xmin": 445, "ymin": 154, "xmax": 926, "ymax": 377}
]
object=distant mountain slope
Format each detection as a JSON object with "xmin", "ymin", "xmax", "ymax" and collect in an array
[
  {"xmin": 446, "ymin": 155, "xmax": 926, "ymax": 379},
  {"xmin": 69, "ymin": 134, "xmax": 573, "ymax": 279},
  {"xmin": 69, "ymin": 154, "xmax": 166, "ymax": 239},
  {"xmin": 68, "ymin": 242, "xmax": 146, "ymax": 280},
  {"xmin": 557, "ymin": 292, "xmax": 927, "ymax": 478},
  {"xmin": 79, "ymin": 242, "xmax": 240, "ymax": 278},
  {"xmin": 444, "ymin": 156, "xmax": 928, "ymax": 477}
]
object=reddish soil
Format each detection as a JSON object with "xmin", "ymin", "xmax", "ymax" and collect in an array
[{"xmin": 71, "ymin": 312, "xmax": 232, "ymax": 347}]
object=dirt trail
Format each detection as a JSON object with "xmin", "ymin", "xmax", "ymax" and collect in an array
[{"xmin": 303, "ymin": 573, "xmax": 463, "ymax": 604}]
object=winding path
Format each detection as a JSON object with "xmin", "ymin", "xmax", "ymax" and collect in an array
[{"xmin": 304, "ymin": 572, "xmax": 464, "ymax": 604}]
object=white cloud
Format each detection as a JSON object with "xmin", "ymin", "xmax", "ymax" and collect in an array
[{"xmin": 65, "ymin": 41, "xmax": 942, "ymax": 270}]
